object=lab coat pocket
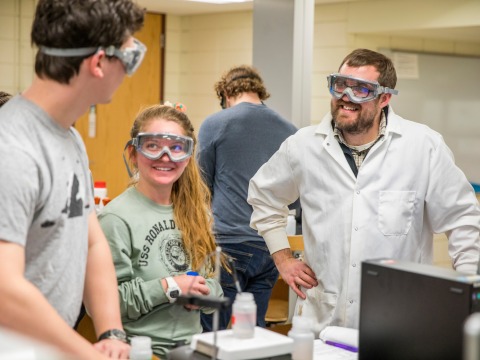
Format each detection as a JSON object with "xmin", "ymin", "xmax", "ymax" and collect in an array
[
  {"xmin": 301, "ymin": 287, "xmax": 337, "ymax": 335},
  {"xmin": 378, "ymin": 191, "xmax": 416, "ymax": 236}
]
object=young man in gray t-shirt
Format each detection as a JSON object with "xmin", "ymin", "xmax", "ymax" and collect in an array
[{"xmin": 0, "ymin": 1, "xmax": 145, "ymax": 359}]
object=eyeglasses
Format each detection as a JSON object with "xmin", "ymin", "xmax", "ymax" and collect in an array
[
  {"xmin": 327, "ymin": 73, "xmax": 398, "ymax": 104},
  {"xmin": 39, "ymin": 38, "xmax": 147, "ymax": 76},
  {"xmin": 127, "ymin": 132, "xmax": 194, "ymax": 162}
]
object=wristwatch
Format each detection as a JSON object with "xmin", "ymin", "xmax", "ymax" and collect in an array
[
  {"xmin": 165, "ymin": 276, "xmax": 182, "ymax": 303},
  {"xmin": 98, "ymin": 329, "xmax": 128, "ymax": 343}
]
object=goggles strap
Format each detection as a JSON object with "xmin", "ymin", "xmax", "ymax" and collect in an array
[
  {"xmin": 39, "ymin": 46, "xmax": 98, "ymax": 57},
  {"xmin": 123, "ymin": 140, "xmax": 134, "ymax": 178},
  {"xmin": 379, "ymin": 86, "xmax": 398, "ymax": 96}
]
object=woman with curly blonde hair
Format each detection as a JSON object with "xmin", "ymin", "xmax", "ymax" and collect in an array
[{"xmin": 99, "ymin": 103, "xmax": 223, "ymax": 358}]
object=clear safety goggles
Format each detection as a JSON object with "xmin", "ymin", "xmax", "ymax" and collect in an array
[
  {"xmin": 127, "ymin": 132, "xmax": 194, "ymax": 162},
  {"xmin": 327, "ymin": 73, "xmax": 398, "ymax": 104},
  {"xmin": 39, "ymin": 38, "xmax": 147, "ymax": 76}
]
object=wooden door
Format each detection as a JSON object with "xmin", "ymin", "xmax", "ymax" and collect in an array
[{"xmin": 75, "ymin": 13, "xmax": 163, "ymax": 199}]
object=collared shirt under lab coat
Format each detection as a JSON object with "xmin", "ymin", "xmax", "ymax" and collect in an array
[{"xmin": 248, "ymin": 106, "xmax": 480, "ymax": 331}]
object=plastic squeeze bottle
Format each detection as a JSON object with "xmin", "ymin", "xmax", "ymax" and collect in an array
[
  {"xmin": 288, "ymin": 315, "xmax": 314, "ymax": 360},
  {"xmin": 231, "ymin": 292, "xmax": 256, "ymax": 339}
]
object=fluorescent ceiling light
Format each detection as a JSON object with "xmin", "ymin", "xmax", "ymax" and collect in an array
[{"xmin": 187, "ymin": 0, "xmax": 252, "ymax": 3}]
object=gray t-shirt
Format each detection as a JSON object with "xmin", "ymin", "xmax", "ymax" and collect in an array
[{"xmin": 0, "ymin": 96, "xmax": 92, "ymax": 326}]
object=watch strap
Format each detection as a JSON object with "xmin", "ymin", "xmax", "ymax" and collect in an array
[
  {"xmin": 165, "ymin": 276, "xmax": 181, "ymax": 303},
  {"xmin": 98, "ymin": 329, "xmax": 128, "ymax": 343}
]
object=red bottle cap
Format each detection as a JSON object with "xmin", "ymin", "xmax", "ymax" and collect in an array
[{"xmin": 94, "ymin": 181, "xmax": 106, "ymax": 188}]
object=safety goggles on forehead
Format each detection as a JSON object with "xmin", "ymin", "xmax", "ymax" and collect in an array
[
  {"xmin": 39, "ymin": 38, "xmax": 147, "ymax": 76},
  {"xmin": 127, "ymin": 132, "xmax": 194, "ymax": 162},
  {"xmin": 327, "ymin": 73, "xmax": 398, "ymax": 104}
]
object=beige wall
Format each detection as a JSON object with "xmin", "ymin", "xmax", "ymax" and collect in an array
[
  {"xmin": 164, "ymin": 11, "xmax": 253, "ymax": 131},
  {"xmin": 0, "ymin": 0, "xmax": 35, "ymax": 96},
  {"xmin": 3, "ymin": 0, "xmax": 480, "ymax": 127},
  {"xmin": 163, "ymin": 2, "xmax": 480, "ymax": 128}
]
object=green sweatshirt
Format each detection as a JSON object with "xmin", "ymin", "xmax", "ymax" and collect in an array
[{"xmin": 99, "ymin": 187, "xmax": 223, "ymax": 358}]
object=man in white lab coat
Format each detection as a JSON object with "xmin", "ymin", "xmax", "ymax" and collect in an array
[{"xmin": 247, "ymin": 48, "xmax": 480, "ymax": 331}]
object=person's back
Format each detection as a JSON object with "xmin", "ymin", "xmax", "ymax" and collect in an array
[
  {"xmin": 199, "ymin": 101, "xmax": 296, "ymax": 241},
  {"xmin": 198, "ymin": 65, "xmax": 297, "ymax": 331}
]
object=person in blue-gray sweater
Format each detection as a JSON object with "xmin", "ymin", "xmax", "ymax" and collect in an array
[{"xmin": 198, "ymin": 65, "xmax": 298, "ymax": 331}]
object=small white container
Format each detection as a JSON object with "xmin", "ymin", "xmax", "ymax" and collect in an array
[
  {"xmin": 130, "ymin": 336, "xmax": 153, "ymax": 360},
  {"xmin": 93, "ymin": 181, "xmax": 108, "ymax": 212},
  {"xmin": 464, "ymin": 313, "xmax": 480, "ymax": 360},
  {"xmin": 288, "ymin": 315, "xmax": 314, "ymax": 360},
  {"xmin": 231, "ymin": 292, "xmax": 257, "ymax": 339}
]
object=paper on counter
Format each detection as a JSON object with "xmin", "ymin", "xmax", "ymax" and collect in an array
[{"xmin": 319, "ymin": 326, "xmax": 359, "ymax": 348}]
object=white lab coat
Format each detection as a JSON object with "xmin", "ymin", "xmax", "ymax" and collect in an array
[{"xmin": 248, "ymin": 107, "xmax": 480, "ymax": 330}]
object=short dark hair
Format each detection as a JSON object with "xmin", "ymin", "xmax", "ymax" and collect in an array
[
  {"xmin": 339, "ymin": 48, "xmax": 397, "ymax": 89},
  {"xmin": 32, "ymin": 0, "xmax": 145, "ymax": 84},
  {"xmin": 0, "ymin": 92, "xmax": 12, "ymax": 107},
  {"xmin": 214, "ymin": 65, "xmax": 270, "ymax": 101}
]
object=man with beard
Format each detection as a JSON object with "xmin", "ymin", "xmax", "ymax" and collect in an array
[{"xmin": 247, "ymin": 48, "xmax": 480, "ymax": 332}]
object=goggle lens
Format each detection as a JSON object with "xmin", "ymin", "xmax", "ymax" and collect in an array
[
  {"xmin": 327, "ymin": 73, "xmax": 398, "ymax": 104},
  {"xmin": 107, "ymin": 38, "xmax": 147, "ymax": 76},
  {"xmin": 332, "ymin": 79, "xmax": 375, "ymax": 99},
  {"xmin": 132, "ymin": 133, "xmax": 193, "ymax": 162}
]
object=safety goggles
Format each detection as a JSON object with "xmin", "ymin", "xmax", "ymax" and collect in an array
[
  {"xmin": 219, "ymin": 95, "xmax": 227, "ymax": 109},
  {"xmin": 39, "ymin": 38, "xmax": 147, "ymax": 76},
  {"xmin": 327, "ymin": 73, "xmax": 398, "ymax": 104},
  {"xmin": 127, "ymin": 132, "xmax": 194, "ymax": 162}
]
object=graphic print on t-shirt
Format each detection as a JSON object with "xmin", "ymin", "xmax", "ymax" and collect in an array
[
  {"xmin": 62, "ymin": 173, "xmax": 84, "ymax": 218},
  {"xmin": 160, "ymin": 234, "xmax": 190, "ymax": 273}
]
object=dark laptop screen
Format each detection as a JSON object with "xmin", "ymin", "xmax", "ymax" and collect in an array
[{"xmin": 359, "ymin": 259, "xmax": 480, "ymax": 360}]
